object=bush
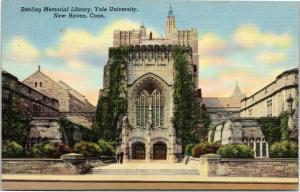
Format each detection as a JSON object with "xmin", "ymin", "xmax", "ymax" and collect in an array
[
  {"xmin": 44, "ymin": 142, "xmax": 72, "ymax": 158},
  {"xmin": 192, "ymin": 142, "xmax": 220, "ymax": 157},
  {"xmin": 269, "ymin": 141, "xmax": 298, "ymax": 158},
  {"xmin": 31, "ymin": 143, "xmax": 47, "ymax": 157},
  {"xmin": 2, "ymin": 140, "xmax": 24, "ymax": 157},
  {"xmin": 74, "ymin": 141, "xmax": 102, "ymax": 157},
  {"xmin": 97, "ymin": 139, "xmax": 115, "ymax": 156},
  {"xmin": 185, "ymin": 144, "xmax": 194, "ymax": 156},
  {"xmin": 217, "ymin": 144, "xmax": 254, "ymax": 158}
]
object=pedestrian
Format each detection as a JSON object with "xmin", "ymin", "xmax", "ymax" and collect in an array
[
  {"xmin": 116, "ymin": 151, "xmax": 120, "ymax": 164},
  {"xmin": 120, "ymin": 151, "xmax": 124, "ymax": 164}
]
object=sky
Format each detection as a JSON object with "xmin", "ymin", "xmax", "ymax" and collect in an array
[{"xmin": 2, "ymin": 0, "xmax": 299, "ymax": 105}]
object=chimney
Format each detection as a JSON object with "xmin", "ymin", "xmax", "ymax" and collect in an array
[{"xmin": 38, "ymin": 65, "xmax": 41, "ymax": 72}]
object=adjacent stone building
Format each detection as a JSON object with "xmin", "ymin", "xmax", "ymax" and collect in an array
[
  {"xmin": 209, "ymin": 117, "xmax": 268, "ymax": 158},
  {"xmin": 2, "ymin": 70, "xmax": 64, "ymax": 148},
  {"xmin": 2, "ymin": 70, "xmax": 60, "ymax": 118},
  {"xmin": 202, "ymin": 82, "xmax": 243, "ymax": 128},
  {"xmin": 23, "ymin": 66, "xmax": 95, "ymax": 113},
  {"xmin": 104, "ymin": 7, "xmax": 199, "ymax": 162},
  {"xmin": 240, "ymin": 68, "xmax": 298, "ymax": 130},
  {"xmin": 208, "ymin": 68, "xmax": 299, "ymax": 157}
]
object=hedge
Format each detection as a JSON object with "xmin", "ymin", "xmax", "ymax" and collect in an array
[
  {"xmin": 74, "ymin": 141, "xmax": 102, "ymax": 157},
  {"xmin": 192, "ymin": 142, "xmax": 220, "ymax": 157},
  {"xmin": 269, "ymin": 141, "xmax": 298, "ymax": 158},
  {"xmin": 217, "ymin": 144, "xmax": 254, "ymax": 158}
]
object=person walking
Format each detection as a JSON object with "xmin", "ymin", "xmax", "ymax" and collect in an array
[
  {"xmin": 116, "ymin": 151, "xmax": 120, "ymax": 164},
  {"xmin": 120, "ymin": 151, "xmax": 124, "ymax": 164}
]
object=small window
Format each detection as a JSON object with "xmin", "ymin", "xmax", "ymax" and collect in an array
[
  {"xmin": 40, "ymin": 82, "xmax": 42, "ymax": 87},
  {"xmin": 35, "ymin": 82, "xmax": 37, "ymax": 87}
]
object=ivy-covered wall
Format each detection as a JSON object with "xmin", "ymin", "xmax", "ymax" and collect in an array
[
  {"xmin": 252, "ymin": 111, "xmax": 290, "ymax": 144},
  {"xmin": 59, "ymin": 118, "xmax": 94, "ymax": 147},
  {"xmin": 172, "ymin": 46, "xmax": 207, "ymax": 147},
  {"xmin": 92, "ymin": 47, "xmax": 128, "ymax": 143},
  {"xmin": 2, "ymin": 97, "xmax": 32, "ymax": 147}
]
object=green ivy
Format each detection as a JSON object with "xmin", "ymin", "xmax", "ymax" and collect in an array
[
  {"xmin": 257, "ymin": 117, "xmax": 281, "ymax": 144},
  {"xmin": 257, "ymin": 111, "xmax": 291, "ymax": 144},
  {"xmin": 172, "ymin": 46, "xmax": 204, "ymax": 147},
  {"xmin": 279, "ymin": 111, "xmax": 290, "ymax": 141},
  {"xmin": 92, "ymin": 47, "xmax": 128, "ymax": 143},
  {"xmin": 59, "ymin": 117, "xmax": 94, "ymax": 147},
  {"xmin": 210, "ymin": 126, "xmax": 217, "ymax": 143},
  {"xmin": 2, "ymin": 97, "xmax": 32, "ymax": 148}
]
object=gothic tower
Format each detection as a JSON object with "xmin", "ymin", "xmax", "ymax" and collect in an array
[{"xmin": 165, "ymin": 5, "xmax": 176, "ymax": 37}]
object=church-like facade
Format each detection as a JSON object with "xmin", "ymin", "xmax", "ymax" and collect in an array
[{"xmin": 102, "ymin": 7, "xmax": 198, "ymax": 162}]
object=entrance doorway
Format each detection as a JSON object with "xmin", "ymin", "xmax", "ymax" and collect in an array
[
  {"xmin": 153, "ymin": 142, "xmax": 167, "ymax": 160},
  {"xmin": 132, "ymin": 142, "xmax": 145, "ymax": 159}
]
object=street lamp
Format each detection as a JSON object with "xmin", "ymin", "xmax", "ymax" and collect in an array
[
  {"xmin": 286, "ymin": 94, "xmax": 295, "ymax": 115},
  {"xmin": 286, "ymin": 94, "xmax": 295, "ymax": 131}
]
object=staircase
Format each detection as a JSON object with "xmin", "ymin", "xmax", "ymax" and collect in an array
[{"xmin": 89, "ymin": 168, "xmax": 199, "ymax": 175}]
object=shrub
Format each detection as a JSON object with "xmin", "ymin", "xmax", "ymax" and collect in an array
[
  {"xmin": 44, "ymin": 142, "xmax": 72, "ymax": 158},
  {"xmin": 2, "ymin": 140, "xmax": 24, "ymax": 157},
  {"xmin": 74, "ymin": 141, "xmax": 102, "ymax": 157},
  {"xmin": 217, "ymin": 144, "xmax": 254, "ymax": 158},
  {"xmin": 185, "ymin": 144, "xmax": 194, "ymax": 156},
  {"xmin": 97, "ymin": 139, "xmax": 115, "ymax": 156},
  {"xmin": 31, "ymin": 143, "xmax": 47, "ymax": 157},
  {"xmin": 192, "ymin": 142, "xmax": 220, "ymax": 157},
  {"xmin": 269, "ymin": 141, "xmax": 298, "ymax": 158}
]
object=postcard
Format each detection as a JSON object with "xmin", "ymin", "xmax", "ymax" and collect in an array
[{"xmin": 1, "ymin": 0, "xmax": 299, "ymax": 191}]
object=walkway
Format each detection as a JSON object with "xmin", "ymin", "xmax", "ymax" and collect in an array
[{"xmin": 90, "ymin": 162, "xmax": 199, "ymax": 175}]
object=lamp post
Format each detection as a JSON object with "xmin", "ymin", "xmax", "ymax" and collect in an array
[{"xmin": 286, "ymin": 94, "xmax": 295, "ymax": 129}]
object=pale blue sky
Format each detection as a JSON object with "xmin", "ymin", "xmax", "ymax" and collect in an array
[{"xmin": 2, "ymin": 0, "xmax": 299, "ymax": 104}]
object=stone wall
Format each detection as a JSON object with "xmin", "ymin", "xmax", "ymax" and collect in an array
[
  {"xmin": 2, "ymin": 158, "xmax": 104, "ymax": 175},
  {"xmin": 2, "ymin": 159, "xmax": 77, "ymax": 175},
  {"xmin": 207, "ymin": 158, "xmax": 298, "ymax": 178}
]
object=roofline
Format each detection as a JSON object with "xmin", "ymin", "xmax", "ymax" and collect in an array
[
  {"xmin": 22, "ymin": 70, "xmax": 67, "ymax": 91},
  {"xmin": 241, "ymin": 68, "xmax": 298, "ymax": 102}
]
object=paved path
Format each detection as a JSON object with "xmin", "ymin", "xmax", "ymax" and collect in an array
[
  {"xmin": 90, "ymin": 162, "xmax": 200, "ymax": 175},
  {"xmin": 2, "ymin": 174, "xmax": 298, "ymax": 190}
]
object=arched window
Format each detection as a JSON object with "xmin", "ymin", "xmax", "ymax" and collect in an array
[
  {"xmin": 135, "ymin": 90, "xmax": 150, "ymax": 127},
  {"xmin": 135, "ymin": 89, "xmax": 164, "ymax": 128}
]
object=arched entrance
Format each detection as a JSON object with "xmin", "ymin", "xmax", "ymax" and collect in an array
[
  {"xmin": 153, "ymin": 142, "xmax": 167, "ymax": 160},
  {"xmin": 132, "ymin": 142, "xmax": 145, "ymax": 159}
]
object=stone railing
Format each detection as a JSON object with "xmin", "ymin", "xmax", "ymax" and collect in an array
[
  {"xmin": 188, "ymin": 157, "xmax": 298, "ymax": 178},
  {"xmin": 1, "ymin": 154, "xmax": 111, "ymax": 175}
]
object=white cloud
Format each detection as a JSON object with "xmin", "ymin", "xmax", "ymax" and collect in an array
[
  {"xmin": 233, "ymin": 24, "xmax": 292, "ymax": 49},
  {"xmin": 6, "ymin": 36, "xmax": 39, "ymax": 63},
  {"xmin": 257, "ymin": 52, "xmax": 286, "ymax": 64},
  {"xmin": 45, "ymin": 19, "xmax": 159, "ymax": 60},
  {"xmin": 198, "ymin": 32, "xmax": 225, "ymax": 54}
]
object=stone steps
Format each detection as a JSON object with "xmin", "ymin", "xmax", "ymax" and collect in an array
[{"xmin": 89, "ymin": 168, "xmax": 200, "ymax": 175}]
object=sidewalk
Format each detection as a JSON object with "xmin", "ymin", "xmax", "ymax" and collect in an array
[
  {"xmin": 2, "ymin": 173, "xmax": 298, "ymax": 183},
  {"xmin": 2, "ymin": 174, "xmax": 298, "ymax": 191}
]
